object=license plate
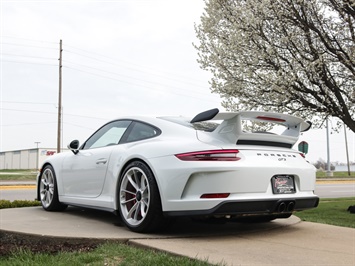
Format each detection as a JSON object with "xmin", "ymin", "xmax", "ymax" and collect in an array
[{"xmin": 271, "ymin": 175, "xmax": 295, "ymax": 194}]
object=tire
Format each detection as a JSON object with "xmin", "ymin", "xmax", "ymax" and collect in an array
[
  {"xmin": 39, "ymin": 165, "xmax": 67, "ymax": 211},
  {"xmin": 118, "ymin": 161, "xmax": 165, "ymax": 233}
]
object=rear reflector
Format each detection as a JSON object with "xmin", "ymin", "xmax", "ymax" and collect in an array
[
  {"xmin": 201, "ymin": 193, "xmax": 230, "ymax": 199},
  {"xmin": 256, "ymin": 116, "xmax": 286, "ymax": 122},
  {"xmin": 175, "ymin": 150, "xmax": 240, "ymax": 161}
]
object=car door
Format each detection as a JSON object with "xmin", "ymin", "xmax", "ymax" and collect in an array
[{"xmin": 61, "ymin": 120, "xmax": 131, "ymax": 198}]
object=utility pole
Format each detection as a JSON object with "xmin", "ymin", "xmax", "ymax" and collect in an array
[
  {"xmin": 57, "ymin": 40, "xmax": 63, "ymax": 153},
  {"xmin": 326, "ymin": 119, "xmax": 333, "ymax": 176},
  {"xmin": 344, "ymin": 123, "xmax": 351, "ymax": 176}
]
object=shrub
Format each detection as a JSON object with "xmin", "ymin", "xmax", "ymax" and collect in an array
[{"xmin": 0, "ymin": 200, "xmax": 41, "ymax": 209}]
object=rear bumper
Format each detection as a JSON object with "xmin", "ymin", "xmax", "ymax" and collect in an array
[{"xmin": 164, "ymin": 196, "xmax": 319, "ymax": 217}]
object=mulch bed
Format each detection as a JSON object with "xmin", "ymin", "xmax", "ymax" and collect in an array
[{"xmin": 0, "ymin": 230, "xmax": 108, "ymax": 257}]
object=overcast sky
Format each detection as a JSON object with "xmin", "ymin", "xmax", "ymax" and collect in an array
[{"xmin": 0, "ymin": 0, "xmax": 354, "ymax": 164}]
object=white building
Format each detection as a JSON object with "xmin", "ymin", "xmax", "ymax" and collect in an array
[{"xmin": 0, "ymin": 148, "xmax": 60, "ymax": 170}]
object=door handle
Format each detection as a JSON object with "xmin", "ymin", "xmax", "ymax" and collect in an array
[{"xmin": 96, "ymin": 159, "xmax": 107, "ymax": 165}]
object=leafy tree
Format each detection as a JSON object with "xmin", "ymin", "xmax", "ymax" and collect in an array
[{"xmin": 194, "ymin": 0, "xmax": 355, "ymax": 132}]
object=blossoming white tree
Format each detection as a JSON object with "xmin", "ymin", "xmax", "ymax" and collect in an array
[{"xmin": 195, "ymin": 0, "xmax": 355, "ymax": 132}]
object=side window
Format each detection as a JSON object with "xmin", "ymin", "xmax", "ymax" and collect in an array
[
  {"xmin": 83, "ymin": 120, "xmax": 131, "ymax": 150},
  {"xmin": 125, "ymin": 122, "xmax": 160, "ymax": 143}
]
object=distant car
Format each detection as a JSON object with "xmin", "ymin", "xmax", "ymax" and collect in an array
[{"xmin": 37, "ymin": 108, "xmax": 319, "ymax": 232}]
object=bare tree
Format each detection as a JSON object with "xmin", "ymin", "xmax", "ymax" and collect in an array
[{"xmin": 194, "ymin": 0, "xmax": 355, "ymax": 132}]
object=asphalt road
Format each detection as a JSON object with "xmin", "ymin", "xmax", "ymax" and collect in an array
[
  {"xmin": 0, "ymin": 187, "xmax": 37, "ymax": 201},
  {"xmin": 315, "ymin": 182, "xmax": 355, "ymax": 198},
  {"xmin": 0, "ymin": 182, "xmax": 354, "ymax": 201}
]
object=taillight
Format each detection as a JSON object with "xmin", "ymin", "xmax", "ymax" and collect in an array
[
  {"xmin": 200, "ymin": 193, "xmax": 230, "ymax": 198},
  {"xmin": 175, "ymin": 150, "xmax": 240, "ymax": 161}
]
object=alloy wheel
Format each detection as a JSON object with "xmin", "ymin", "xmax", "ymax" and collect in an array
[
  {"xmin": 40, "ymin": 168, "xmax": 55, "ymax": 208},
  {"xmin": 119, "ymin": 167, "xmax": 151, "ymax": 226}
]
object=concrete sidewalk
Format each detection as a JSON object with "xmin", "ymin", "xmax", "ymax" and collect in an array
[{"xmin": 1, "ymin": 206, "xmax": 354, "ymax": 265}]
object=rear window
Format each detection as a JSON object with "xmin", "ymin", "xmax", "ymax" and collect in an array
[{"xmin": 125, "ymin": 122, "xmax": 161, "ymax": 143}]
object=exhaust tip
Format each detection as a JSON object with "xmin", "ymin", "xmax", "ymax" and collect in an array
[
  {"xmin": 287, "ymin": 202, "xmax": 295, "ymax": 212},
  {"xmin": 278, "ymin": 202, "xmax": 286, "ymax": 213}
]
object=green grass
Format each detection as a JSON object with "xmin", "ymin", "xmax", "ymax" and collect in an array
[
  {"xmin": 0, "ymin": 199, "xmax": 353, "ymax": 266},
  {"xmin": 0, "ymin": 170, "xmax": 37, "ymax": 181},
  {"xmin": 0, "ymin": 169, "xmax": 34, "ymax": 173},
  {"xmin": 294, "ymin": 197, "xmax": 355, "ymax": 228},
  {"xmin": 316, "ymin": 171, "xmax": 355, "ymax": 178},
  {"xmin": 0, "ymin": 242, "xmax": 214, "ymax": 266}
]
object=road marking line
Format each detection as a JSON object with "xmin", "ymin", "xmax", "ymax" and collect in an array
[{"xmin": 0, "ymin": 186, "xmax": 36, "ymax": 190}]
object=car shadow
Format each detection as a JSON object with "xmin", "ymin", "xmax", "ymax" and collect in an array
[{"xmin": 61, "ymin": 206, "xmax": 300, "ymax": 238}]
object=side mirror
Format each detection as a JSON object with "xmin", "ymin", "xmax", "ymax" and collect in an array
[{"xmin": 68, "ymin": 140, "xmax": 80, "ymax": 154}]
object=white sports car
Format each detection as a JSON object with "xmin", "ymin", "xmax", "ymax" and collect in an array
[{"xmin": 37, "ymin": 108, "xmax": 319, "ymax": 232}]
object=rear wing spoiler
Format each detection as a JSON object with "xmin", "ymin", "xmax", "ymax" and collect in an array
[{"xmin": 191, "ymin": 108, "xmax": 311, "ymax": 147}]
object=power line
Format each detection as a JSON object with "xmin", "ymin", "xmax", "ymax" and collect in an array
[
  {"xmin": 1, "ymin": 52, "xmax": 57, "ymax": 61},
  {"xmin": 0, "ymin": 42, "xmax": 57, "ymax": 50},
  {"xmin": 64, "ymin": 61, "xmax": 210, "ymax": 96},
  {"xmin": 2, "ymin": 41, "xmax": 211, "ymax": 96},
  {"xmin": 1, "ymin": 38, "xmax": 218, "ymax": 105},
  {"xmin": 64, "ymin": 58, "xmax": 208, "ymax": 91},
  {"xmin": 64, "ymin": 66, "xmax": 218, "ymax": 103},
  {"xmin": 0, "ymin": 108, "xmax": 107, "ymax": 120},
  {"xmin": 1, "ymin": 108, "xmax": 58, "ymax": 115},
  {"xmin": 1, "ymin": 36, "xmax": 58, "ymax": 45},
  {"xmin": 65, "ymin": 44, "xmax": 207, "ymax": 84},
  {"xmin": 62, "ymin": 122, "xmax": 97, "ymax": 130},
  {"xmin": 1, "ymin": 101, "xmax": 56, "ymax": 105},
  {"xmin": 1, "ymin": 60, "xmax": 57, "ymax": 66},
  {"xmin": 2, "ymin": 122, "xmax": 57, "ymax": 127},
  {"xmin": 2, "ymin": 38, "xmax": 211, "ymax": 90}
]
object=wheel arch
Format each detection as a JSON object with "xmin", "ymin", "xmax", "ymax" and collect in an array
[{"xmin": 115, "ymin": 158, "xmax": 163, "ymax": 210}]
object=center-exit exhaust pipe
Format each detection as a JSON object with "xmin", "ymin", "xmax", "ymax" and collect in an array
[{"xmin": 277, "ymin": 201, "xmax": 295, "ymax": 213}]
